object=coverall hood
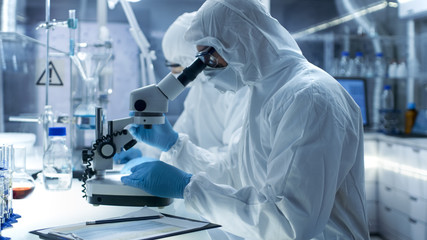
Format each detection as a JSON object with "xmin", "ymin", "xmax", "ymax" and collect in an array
[
  {"xmin": 185, "ymin": 0, "xmax": 306, "ymax": 83},
  {"xmin": 162, "ymin": 12, "xmax": 198, "ymax": 68}
]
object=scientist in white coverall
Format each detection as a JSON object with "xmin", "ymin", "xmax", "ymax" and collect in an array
[
  {"xmin": 163, "ymin": 11, "xmax": 248, "ymax": 151},
  {"xmin": 122, "ymin": 0, "xmax": 370, "ymax": 239},
  {"xmin": 114, "ymin": 12, "xmax": 248, "ymax": 173}
]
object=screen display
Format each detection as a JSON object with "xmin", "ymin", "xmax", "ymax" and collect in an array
[{"xmin": 336, "ymin": 78, "xmax": 368, "ymax": 126}]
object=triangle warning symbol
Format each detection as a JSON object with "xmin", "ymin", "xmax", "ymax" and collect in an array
[{"xmin": 36, "ymin": 61, "xmax": 63, "ymax": 86}]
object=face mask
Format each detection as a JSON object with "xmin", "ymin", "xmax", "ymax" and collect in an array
[{"xmin": 203, "ymin": 66, "xmax": 245, "ymax": 93}]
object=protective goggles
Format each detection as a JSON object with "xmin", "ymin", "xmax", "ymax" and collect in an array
[
  {"xmin": 165, "ymin": 60, "xmax": 181, "ymax": 68},
  {"xmin": 196, "ymin": 47, "xmax": 220, "ymax": 68}
]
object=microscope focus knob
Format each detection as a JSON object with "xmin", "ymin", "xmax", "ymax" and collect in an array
[{"xmin": 98, "ymin": 141, "xmax": 116, "ymax": 159}]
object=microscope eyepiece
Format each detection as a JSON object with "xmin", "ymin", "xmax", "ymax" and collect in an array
[{"xmin": 177, "ymin": 58, "xmax": 206, "ymax": 86}]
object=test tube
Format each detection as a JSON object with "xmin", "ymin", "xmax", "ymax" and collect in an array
[
  {"xmin": 3, "ymin": 145, "xmax": 12, "ymax": 220},
  {"xmin": 0, "ymin": 145, "xmax": 7, "ymax": 226},
  {"xmin": 0, "ymin": 176, "xmax": 4, "ymax": 231}
]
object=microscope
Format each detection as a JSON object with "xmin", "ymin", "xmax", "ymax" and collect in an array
[{"xmin": 81, "ymin": 57, "xmax": 206, "ymax": 207}]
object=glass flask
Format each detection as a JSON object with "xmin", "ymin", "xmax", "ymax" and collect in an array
[
  {"xmin": 0, "ymin": 144, "xmax": 20, "ymax": 240},
  {"xmin": 72, "ymin": 45, "xmax": 112, "ymax": 130},
  {"xmin": 11, "ymin": 147, "xmax": 35, "ymax": 199}
]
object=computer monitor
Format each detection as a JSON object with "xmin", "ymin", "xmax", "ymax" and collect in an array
[{"xmin": 335, "ymin": 77, "xmax": 369, "ymax": 127}]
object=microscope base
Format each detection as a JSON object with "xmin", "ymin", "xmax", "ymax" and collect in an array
[
  {"xmin": 88, "ymin": 194, "xmax": 173, "ymax": 207},
  {"xmin": 86, "ymin": 175, "xmax": 173, "ymax": 207}
]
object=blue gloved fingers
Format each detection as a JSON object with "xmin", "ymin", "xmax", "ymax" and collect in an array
[
  {"xmin": 128, "ymin": 124, "xmax": 151, "ymax": 144},
  {"xmin": 128, "ymin": 118, "xmax": 178, "ymax": 152},
  {"xmin": 128, "ymin": 124, "xmax": 142, "ymax": 141},
  {"xmin": 162, "ymin": 118, "xmax": 179, "ymax": 150},
  {"xmin": 121, "ymin": 161, "xmax": 192, "ymax": 199},
  {"xmin": 120, "ymin": 157, "xmax": 158, "ymax": 174},
  {"xmin": 113, "ymin": 148, "xmax": 143, "ymax": 164},
  {"xmin": 121, "ymin": 174, "xmax": 147, "ymax": 190}
]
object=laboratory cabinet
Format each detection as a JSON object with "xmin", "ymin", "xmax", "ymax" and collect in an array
[
  {"xmin": 364, "ymin": 136, "xmax": 379, "ymax": 233},
  {"xmin": 364, "ymin": 133, "xmax": 427, "ymax": 239}
]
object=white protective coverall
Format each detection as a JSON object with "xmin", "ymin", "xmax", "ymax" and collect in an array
[
  {"xmin": 160, "ymin": 0, "xmax": 370, "ymax": 239},
  {"xmin": 162, "ymin": 11, "xmax": 248, "ymax": 151}
]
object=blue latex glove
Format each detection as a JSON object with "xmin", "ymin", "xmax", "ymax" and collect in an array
[
  {"xmin": 128, "ymin": 117, "xmax": 178, "ymax": 151},
  {"xmin": 121, "ymin": 161, "xmax": 192, "ymax": 199},
  {"xmin": 113, "ymin": 148, "xmax": 142, "ymax": 164},
  {"xmin": 120, "ymin": 157, "xmax": 158, "ymax": 174}
]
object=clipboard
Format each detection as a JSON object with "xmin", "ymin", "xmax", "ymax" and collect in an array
[{"xmin": 30, "ymin": 212, "xmax": 220, "ymax": 240}]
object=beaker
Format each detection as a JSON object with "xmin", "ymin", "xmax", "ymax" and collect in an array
[
  {"xmin": 73, "ymin": 77, "xmax": 98, "ymax": 129},
  {"xmin": 12, "ymin": 147, "xmax": 35, "ymax": 199}
]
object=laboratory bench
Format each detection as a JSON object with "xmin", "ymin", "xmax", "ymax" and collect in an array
[
  {"xmin": 7, "ymin": 177, "xmax": 215, "ymax": 239},
  {"xmin": 10, "ymin": 133, "xmax": 427, "ymax": 240}
]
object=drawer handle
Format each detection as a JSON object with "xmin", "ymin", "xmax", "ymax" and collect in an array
[
  {"xmin": 385, "ymin": 187, "xmax": 392, "ymax": 191},
  {"xmin": 385, "ymin": 207, "xmax": 391, "ymax": 212},
  {"xmin": 409, "ymin": 218, "xmax": 417, "ymax": 224},
  {"xmin": 410, "ymin": 196, "xmax": 418, "ymax": 201},
  {"xmin": 412, "ymin": 148, "xmax": 420, "ymax": 153},
  {"xmin": 386, "ymin": 143, "xmax": 393, "ymax": 147}
]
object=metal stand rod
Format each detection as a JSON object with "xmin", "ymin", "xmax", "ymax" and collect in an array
[{"xmin": 45, "ymin": 0, "xmax": 50, "ymax": 106}]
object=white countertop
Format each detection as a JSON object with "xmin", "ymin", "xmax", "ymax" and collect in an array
[
  {"xmin": 6, "ymin": 178, "xmax": 214, "ymax": 240},
  {"xmin": 364, "ymin": 131, "xmax": 427, "ymax": 150}
]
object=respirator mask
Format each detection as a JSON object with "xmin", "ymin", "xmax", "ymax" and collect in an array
[
  {"xmin": 203, "ymin": 67, "xmax": 244, "ymax": 93},
  {"xmin": 196, "ymin": 47, "xmax": 244, "ymax": 93}
]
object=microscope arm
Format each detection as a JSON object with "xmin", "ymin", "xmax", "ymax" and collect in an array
[{"xmin": 83, "ymin": 110, "xmax": 137, "ymax": 172}]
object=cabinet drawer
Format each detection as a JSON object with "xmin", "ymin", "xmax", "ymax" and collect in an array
[
  {"xmin": 378, "ymin": 167, "xmax": 394, "ymax": 186},
  {"xmin": 408, "ymin": 195, "xmax": 427, "ymax": 223},
  {"xmin": 408, "ymin": 217, "xmax": 427, "ymax": 240},
  {"xmin": 378, "ymin": 204, "xmax": 411, "ymax": 240},
  {"xmin": 406, "ymin": 175, "xmax": 423, "ymax": 199},
  {"xmin": 378, "ymin": 184, "xmax": 395, "ymax": 209}
]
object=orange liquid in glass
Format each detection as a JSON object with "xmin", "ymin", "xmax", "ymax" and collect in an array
[{"xmin": 13, "ymin": 186, "xmax": 35, "ymax": 199}]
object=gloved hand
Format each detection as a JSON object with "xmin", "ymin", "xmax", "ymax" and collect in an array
[
  {"xmin": 121, "ymin": 161, "xmax": 192, "ymax": 199},
  {"xmin": 128, "ymin": 117, "xmax": 178, "ymax": 151},
  {"xmin": 113, "ymin": 148, "xmax": 142, "ymax": 164},
  {"xmin": 120, "ymin": 157, "xmax": 158, "ymax": 174}
]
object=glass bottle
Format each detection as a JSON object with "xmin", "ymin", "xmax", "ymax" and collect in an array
[
  {"xmin": 43, "ymin": 127, "xmax": 72, "ymax": 190},
  {"xmin": 353, "ymin": 51, "xmax": 366, "ymax": 77},
  {"xmin": 374, "ymin": 52, "xmax": 387, "ymax": 78},
  {"xmin": 379, "ymin": 85, "xmax": 397, "ymax": 134},
  {"xmin": 405, "ymin": 102, "xmax": 418, "ymax": 134},
  {"xmin": 338, "ymin": 51, "xmax": 350, "ymax": 77}
]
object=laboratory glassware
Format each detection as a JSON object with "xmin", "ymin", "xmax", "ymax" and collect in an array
[
  {"xmin": 11, "ymin": 147, "xmax": 35, "ymax": 199},
  {"xmin": 352, "ymin": 51, "xmax": 366, "ymax": 77},
  {"xmin": 0, "ymin": 144, "xmax": 19, "ymax": 240},
  {"xmin": 0, "ymin": 175, "xmax": 7, "ymax": 240},
  {"xmin": 338, "ymin": 51, "xmax": 350, "ymax": 77},
  {"xmin": 404, "ymin": 102, "xmax": 418, "ymax": 134},
  {"xmin": 1, "ymin": 145, "xmax": 12, "ymax": 220},
  {"xmin": 72, "ymin": 45, "xmax": 112, "ymax": 130},
  {"xmin": 43, "ymin": 127, "xmax": 72, "ymax": 190},
  {"xmin": 379, "ymin": 85, "xmax": 399, "ymax": 134}
]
